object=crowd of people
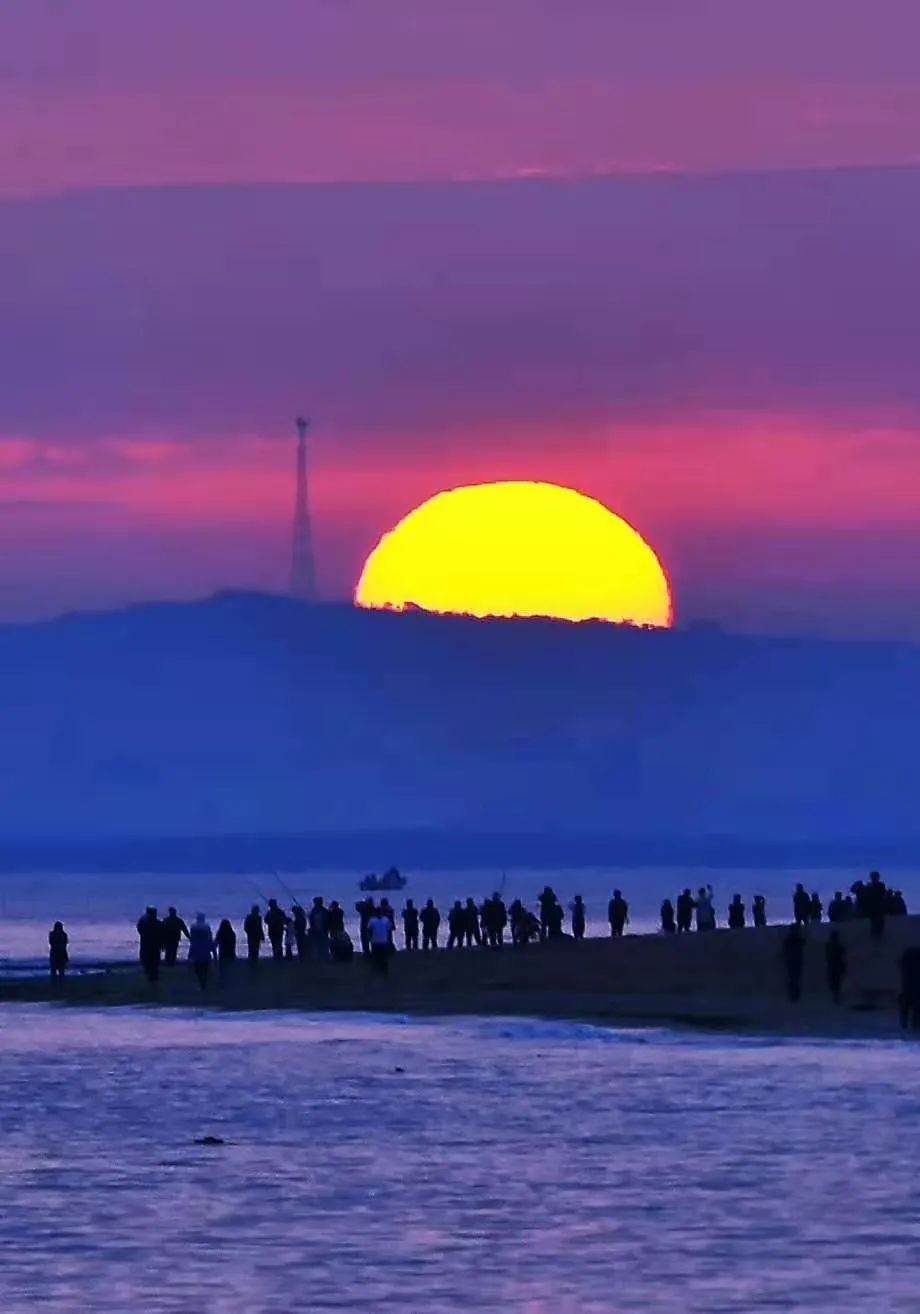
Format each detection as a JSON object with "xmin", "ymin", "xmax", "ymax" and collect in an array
[{"xmin": 41, "ymin": 871, "xmax": 920, "ymax": 1024}]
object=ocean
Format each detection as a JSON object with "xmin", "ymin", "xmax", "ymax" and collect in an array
[{"xmin": 0, "ymin": 1005, "xmax": 918, "ymax": 1312}]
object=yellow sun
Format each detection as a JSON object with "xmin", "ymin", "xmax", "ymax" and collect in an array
[{"xmin": 354, "ymin": 481, "xmax": 673, "ymax": 627}]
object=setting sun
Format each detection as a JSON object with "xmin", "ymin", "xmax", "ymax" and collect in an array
[{"xmin": 354, "ymin": 481, "xmax": 673, "ymax": 626}]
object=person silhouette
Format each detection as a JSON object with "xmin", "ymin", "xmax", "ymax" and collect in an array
[
  {"xmin": 727, "ymin": 895, "xmax": 746, "ymax": 930},
  {"xmin": 243, "ymin": 904, "xmax": 264, "ymax": 968},
  {"xmin": 571, "ymin": 895, "xmax": 587, "ymax": 942},
  {"xmin": 420, "ymin": 899, "xmax": 441, "ymax": 951},
  {"xmin": 608, "ymin": 890, "xmax": 629, "ymax": 937},
  {"xmin": 49, "ymin": 921, "xmax": 69, "ymax": 987},
  {"xmin": 752, "ymin": 895, "xmax": 767, "ymax": 928},
  {"xmin": 136, "ymin": 906, "xmax": 162, "ymax": 982},
  {"xmin": 676, "ymin": 889, "xmax": 694, "ymax": 934},
  {"xmin": 660, "ymin": 899, "xmax": 676, "ymax": 935},
  {"xmin": 402, "ymin": 899, "xmax": 420, "ymax": 952}
]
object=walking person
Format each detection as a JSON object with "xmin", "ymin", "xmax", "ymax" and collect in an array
[
  {"xmin": 161, "ymin": 907, "xmax": 190, "ymax": 967},
  {"xmin": 825, "ymin": 931, "xmax": 847, "ymax": 1004},
  {"xmin": 243, "ymin": 904, "xmax": 264, "ymax": 969},
  {"xmin": 49, "ymin": 921, "xmax": 69, "ymax": 988},
  {"xmin": 188, "ymin": 913, "xmax": 215, "ymax": 991}
]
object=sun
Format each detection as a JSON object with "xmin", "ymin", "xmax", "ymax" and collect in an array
[{"xmin": 354, "ymin": 481, "xmax": 673, "ymax": 627}]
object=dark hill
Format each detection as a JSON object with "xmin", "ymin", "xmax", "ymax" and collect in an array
[{"xmin": 0, "ymin": 594, "xmax": 917, "ymax": 868}]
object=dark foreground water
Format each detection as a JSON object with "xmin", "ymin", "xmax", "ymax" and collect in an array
[{"xmin": 0, "ymin": 1007, "xmax": 918, "ymax": 1313}]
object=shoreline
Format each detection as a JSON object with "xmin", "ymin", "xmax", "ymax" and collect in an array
[{"xmin": 3, "ymin": 919, "xmax": 915, "ymax": 1040}]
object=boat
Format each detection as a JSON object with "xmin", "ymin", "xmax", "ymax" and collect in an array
[{"xmin": 359, "ymin": 867, "xmax": 407, "ymax": 892}]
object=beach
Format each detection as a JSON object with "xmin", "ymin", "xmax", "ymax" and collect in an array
[{"xmin": 6, "ymin": 916, "xmax": 915, "ymax": 1039}]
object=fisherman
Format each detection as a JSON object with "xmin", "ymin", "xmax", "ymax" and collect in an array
[
  {"xmin": 608, "ymin": 890, "xmax": 629, "ymax": 938},
  {"xmin": 420, "ymin": 899, "xmax": 441, "ymax": 951},
  {"xmin": 509, "ymin": 899, "xmax": 526, "ymax": 945},
  {"xmin": 379, "ymin": 898, "xmax": 396, "ymax": 933},
  {"xmin": 447, "ymin": 900, "xmax": 465, "ymax": 949},
  {"xmin": 728, "ymin": 895, "xmax": 746, "ymax": 930},
  {"xmin": 752, "ymin": 895, "xmax": 767, "ymax": 929},
  {"xmin": 215, "ymin": 918, "xmax": 237, "ymax": 969},
  {"xmin": 264, "ymin": 898, "xmax": 287, "ymax": 961},
  {"xmin": 479, "ymin": 896, "xmax": 495, "ymax": 947},
  {"xmin": 537, "ymin": 886, "xmax": 559, "ymax": 942},
  {"xmin": 571, "ymin": 895, "xmax": 587, "ymax": 942},
  {"xmin": 48, "ymin": 921, "xmax": 69, "ymax": 987},
  {"xmin": 136, "ymin": 906, "xmax": 163, "ymax": 983},
  {"xmin": 793, "ymin": 883, "xmax": 810, "ymax": 927},
  {"xmin": 356, "ymin": 898, "xmax": 374, "ymax": 955},
  {"xmin": 898, "ymin": 946, "xmax": 920, "ymax": 1030},
  {"xmin": 695, "ymin": 885, "xmax": 715, "ymax": 932},
  {"xmin": 402, "ymin": 899, "xmax": 420, "ymax": 952},
  {"xmin": 284, "ymin": 919, "xmax": 295, "ymax": 961},
  {"xmin": 809, "ymin": 892, "xmax": 823, "ymax": 924},
  {"xmin": 367, "ymin": 905, "xmax": 393, "ymax": 974},
  {"xmin": 243, "ymin": 904, "xmax": 264, "ymax": 968},
  {"xmin": 291, "ymin": 903, "xmax": 308, "ymax": 959},
  {"xmin": 330, "ymin": 927, "xmax": 355, "ymax": 963},
  {"xmin": 660, "ymin": 898, "xmax": 676, "ymax": 935},
  {"xmin": 161, "ymin": 907, "xmax": 190, "ymax": 966},
  {"xmin": 782, "ymin": 925, "xmax": 805, "ymax": 1003},
  {"xmin": 463, "ymin": 897, "xmax": 482, "ymax": 948},
  {"xmin": 492, "ymin": 893, "xmax": 508, "ymax": 946},
  {"xmin": 825, "ymin": 931, "xmax": 847, "ymax": 1004},
  {"xmin": 188, "ymin": 913, "xmax": 215, "ymax": 991},
  {"xmin": 676, "ymin": 889, "xmax": 694, "ymax": 934},
  {"xmin": 308, "ymin": 896, "xmax": 329, "ymax": 960}
]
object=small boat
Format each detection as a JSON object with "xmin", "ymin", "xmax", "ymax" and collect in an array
[{"xmin": 359, "ymin": 867, "xmax": 407, "ymax": 892}]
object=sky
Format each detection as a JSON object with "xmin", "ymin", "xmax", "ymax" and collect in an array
[{"xmin": 2, "ymin": 0, "xmax": 920, "ymax": 637}]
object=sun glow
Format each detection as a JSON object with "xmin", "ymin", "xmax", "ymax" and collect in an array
[{"xmin": 354, "ymin": 481, "xmax": 673, "ymax": 626}]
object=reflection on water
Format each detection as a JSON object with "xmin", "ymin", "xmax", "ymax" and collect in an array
[{"xmin": 0, "ymin": 1007, "xmax": 918, "ymax": 1312}]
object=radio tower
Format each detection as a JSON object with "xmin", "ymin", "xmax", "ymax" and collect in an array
[{"xmin": 290, "ymin": 416, "xmax": 316, "ymax": 602}]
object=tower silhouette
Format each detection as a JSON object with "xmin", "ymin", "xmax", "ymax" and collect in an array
[{"xmin": 290, "ymin": 416, "xmax": 316, "ymax": 601}]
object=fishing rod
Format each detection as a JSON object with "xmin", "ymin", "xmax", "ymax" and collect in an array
[
  {"xmin": 274, "ymin": 871, "xmax": 305, "ymax": 907},
  {"xmin": 247, "ymin": 878, "xmax": 272, "ymax": 905}
]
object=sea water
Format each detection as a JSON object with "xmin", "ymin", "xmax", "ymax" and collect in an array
[
  {"xmin": 0, "ymin": 1006, "xmax": 918, "ymax": 1312},
  {"xmin": 2, "ymin": 866, "xmax": 916, "ymax": 971}
]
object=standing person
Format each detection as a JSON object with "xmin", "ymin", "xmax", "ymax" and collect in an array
[
  {"xmin": 308, "ymin": 897, "xmax": 329, "ymax": 960},
  {"xmin": 327, "ymin": 901, "xmax": 345, "ymax": 937},
  {"xmin": 48, "ymin": 921, "xmax": 69, "ymax": 987},
  {"xmin": 215, "ymin": 918, "xmax": 237, "ymax": 970},
  {"xmin": 367, "ymin": 905, "xmax": 392, "ymax": 974},
  {"xmin": 659, "ymin": 899, "xmax": 676, "ymax": 934},
  {"xmin": 243, "ymin": 904, "xmax": 264, "ymax": 969},
  {"xmin": 825, "ymin": 931, "xmax": 847, "ymax": 1004},
  {"xmin": 695, "ymin": 886, "xmax": 716, "ymax": 933},
  {"xmin": 420, "ymin": 899, "xmax": 441, "ymax": 951},
  {"xmin": 264, "ymin": 898, "xmax": 287, "ymax": 961},
  {"xmin": 864, "ymin": 871, "xmax": 888, "ymax": 939},
  {"xmin": 136, "ymin": 906, "xmax": 163, "ymax": 983},
  {"xmin": 546, "ymin": 900, "xmax": 565, "ymax": 939},
  {"xmin": 188, "ymin": 913, "xmax": 215, "ymax": 991},
  {"xmin": 356, "ymin": 899, "xmax": 374, "ymax": 956},
  {"xmin": 284, "ymin": 919, "xmax": 295, "ymax": 961},
  {"xmin": 782, "ymin": 926, "xmax": 805, "ymax": 1003},
  {"xmin": 463, "ymin": 898, "xmax": 482, "ymax": 948},
  {"xmin": 291, "ymin": 903, "xmax": 308, "ymax": 960},
  {"xmin": 402, "ymin": 899, "xmax": 420, "ymax": 952},
  {"xmin": 571, "ymin": 895, "xmax": 587, "ymax": 943},
  {"xmin": 809, "ymin": 892, "xmax": 823, "ymax": 924},
  {"xmin": 676, "ymin": 889, "xmax": 694, "ymax": 934},
  {"xmin": 608, "ymin": 890, "xmax": 629, "ymax": 938},
  {"xmin": 161, "ymin": 907, "xmax": 190, "ymax": 967},
  {"xmin": 446, "ymin": 900, "xmax": 464, "ymax": 949},
  {"xmin": 727, "ymin": 895, "xmax": 746, "ymax": 930},
  {"xmin": 537, "ymin": 886, "xmax": 558, "ymax": 943},
  {"xmin": 752, "ymin": 895, "xmax": 767, "ymax": 928},
  {"xmin": 793, "ymin": 883, "xmax": 810, "ymax": 927}
]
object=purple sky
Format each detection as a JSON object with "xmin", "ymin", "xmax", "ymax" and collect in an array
[{"xmin": 2, "ymin": 1, "xmax": 920, "ymax": 636}]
